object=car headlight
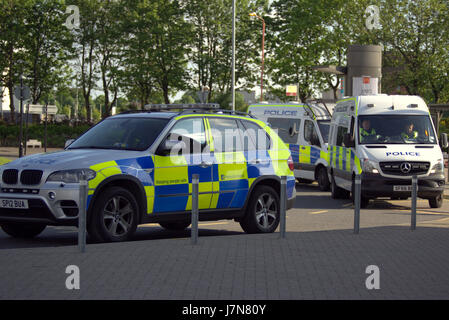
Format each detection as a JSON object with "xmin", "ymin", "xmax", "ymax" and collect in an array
[
  {"xmin": 430, "ymin": 159, "xmax": 444, "ymax": 174},
  {"xmin": 46, "ymin": 169, "xmax": 96, "ymax": 183},
  {"xmin": 362, "ymin": 159, "xmax": 379, "ymax": 174}
]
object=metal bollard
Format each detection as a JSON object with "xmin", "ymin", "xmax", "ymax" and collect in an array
[
  {"xmin": 411, "ymin": 175, "xmax": 418, "ymax": 230},
  {"xmin": 279, "ymin": 176, "xmax": 287, "ymax": 239},
  {"xmin": 191, "ymin": 174, "xmax": 199, "ymax": 245},
  {"xmin": 353, "ymin": 175, "xmax": 361, "ymax": 234},
  {"xmin": 78, "ymin": 175, "xmax": 88, "ymax": 253}
]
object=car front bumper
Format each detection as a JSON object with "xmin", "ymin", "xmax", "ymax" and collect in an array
[{"xmin": 0, "ymin": 183, "xmax": 82, "ymax": 226}]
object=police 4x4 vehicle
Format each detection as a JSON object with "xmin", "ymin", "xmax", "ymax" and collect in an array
[
  {"xmin": 0, "ymin": 104, "xmax": 296, "ymax": 242},
  {"xmin": 328, "ymin": 95, "xmax": 447, "ymax": 208},
  {"xmin": 248, "ymin": 101, "xmax": 332, "ymax": 190}
]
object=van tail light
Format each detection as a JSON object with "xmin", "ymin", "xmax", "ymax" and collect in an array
[{"xmin": 287, "ymin": 156, "xmax": 294, "ymax": 171}]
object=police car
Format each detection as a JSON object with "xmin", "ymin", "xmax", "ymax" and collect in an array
[
  {"xmin": 328, "ymin": 95, "xmax": 447, "ymax": 208},
  {"xmin": 0, "ymin": 104, "xmax": 296, "ymax": 242},
  {"xmin": 248, "ymin": 101, "xmax": 332, "ymax": 191}
]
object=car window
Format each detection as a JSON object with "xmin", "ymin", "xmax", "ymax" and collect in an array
[
  {"xmin": 165, "ymin": 118, "xmax": 206, "ymax": 154},
  {"xmin": 241, "ymin": 120, "xmax": 271, "ymax": 150},
  {"xmin": 68, "ymin": 117, "xmax": 169, "ymax": 151},
  {"xmin": 208, "ymin": 118, "xmax": 243, "ymax": 152}
]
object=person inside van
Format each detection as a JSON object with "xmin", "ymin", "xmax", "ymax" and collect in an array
[
  {"xmin": 401, "ymin": 122, "xmax": 418, "ymax": 140},
  {"xmin": 359, "ymin": 119, "xmax": 377, "ymax": 142}
]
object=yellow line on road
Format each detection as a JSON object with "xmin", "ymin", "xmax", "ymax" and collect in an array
[
  {"xmin": 394, "ymin": 217, "xmax": 449, "ymax": 227},
  {"xmin": 309, "ymin": 210, "xmax": 328, "ymax": 214},
  {"xmin": 342, "ymin": 203, "xmax": 353, "ymax": 208},
  {"xmin": 198, "ymin": 222, "xmax": 229, "ymax": 226}
]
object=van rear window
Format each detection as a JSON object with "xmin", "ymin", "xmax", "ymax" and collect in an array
[{"xmin": 267, "ymin": 118, "xmax": 301, "ymax": 144}]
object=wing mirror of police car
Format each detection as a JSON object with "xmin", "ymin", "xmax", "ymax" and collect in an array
[
  {"xmin": 159, "ymin": 139, "xmax": 187, "ymax": 155},
  {"xmin": 344, "ymin": 133, "xmax": 355, "ymax": 148},
  {"xmin": 65, "ymin": 139, "xmax": 75, "ymax": 148},
  {"xmin": 440, "ymin": 133, "xmax": 448, "ymax": 149}
]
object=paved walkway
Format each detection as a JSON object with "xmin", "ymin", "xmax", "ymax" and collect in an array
[{"xmin": 1, "ymin": 225, "xmax": 449, "ymax": 300}]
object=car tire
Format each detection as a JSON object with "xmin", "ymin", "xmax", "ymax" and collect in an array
[
  {"xmin": 240, "ymin": 185, "xmax": 280, "ymax": 234},
  {"xmin": 88, "ymin": 186, "xmax": 139, "ymax": 242},
  {"xmin": 429, "ymin": 194, "xmax": 443, "ymax": 208},
  {"xmin": 317, "ymin": 167, "xmax": 330, "ymax": 191},
  {"xmin": 331, "ymin": 174, "xmax": 350, "ymax": 199},
  {"xmin": 159, "ymin": 221, "xmax": 191, "ymax": 231},
  {"xmin": 0, "ymin": 223, "xmax": 46, "ymax": 238}
]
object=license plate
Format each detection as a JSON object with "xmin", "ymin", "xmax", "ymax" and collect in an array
[
  {"xmin": 0, "ymin": 199, "xmax": 29, "ymax": 209},
  {"xmin": 393, "ymin": 185, "xmax": 412, "ymax": 192}
]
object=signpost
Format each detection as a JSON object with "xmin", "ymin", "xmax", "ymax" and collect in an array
[{"xmin": 14, "ymin": 76, "xmax": 31, "ymax": 158}]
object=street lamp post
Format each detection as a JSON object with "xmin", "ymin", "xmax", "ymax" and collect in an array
[{"xmin": 250, "ymin": 12, "xmax": 265, "ymax": 102}]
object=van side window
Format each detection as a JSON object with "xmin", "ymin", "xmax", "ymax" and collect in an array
[
  {"xmin": 304, "ymin": 120, "xmax": 320, "ymax": 147},
  {"xmin": 336, "ymin": 126, "xmax": 348, "ymax": 146},
  {"xmin": 266, "ymin": 117, "xmax": 300, "ymax": 144},
  {"xmin": 241, "ymin": 120, "xmax": 271, "ymax": 150}
]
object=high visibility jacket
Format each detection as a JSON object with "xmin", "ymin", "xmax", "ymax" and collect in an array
[
  {"xmin": 401, "ymin": 130, "xmax": 418, "ymax": 139},
  {"xmin": 359, "ymin": 128, "xmax": 376, "ymax": 142}
]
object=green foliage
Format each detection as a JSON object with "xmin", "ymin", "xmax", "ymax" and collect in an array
[{"xmin": 0, "ymin": 124, "xmax": 91, "ymax": 148}]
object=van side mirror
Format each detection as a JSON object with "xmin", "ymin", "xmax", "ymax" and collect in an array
[
  {"xmin": 65, "ymin": 139, "xmax": 75, "ymax": 148},
  {"xmin": 440, "ymin": 133, "xmax": 448, "ymax": 149},
  {"xmin": 344, "ymin": 133, "xmax": 355, "ymax": 148}
]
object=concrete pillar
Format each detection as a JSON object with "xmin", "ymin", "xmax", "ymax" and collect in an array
[{"xmin": 345, "ymin": 45, "xmax": 382, "ymax": 96}]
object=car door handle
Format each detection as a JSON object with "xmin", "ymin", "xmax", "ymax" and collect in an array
[
  {"xmin": 249, "ymin": 159, "xmax": 262, "ymax": 164},
  {"xmin": 199, "ymin": 161, "xmax": 212, "ymax": 168}
]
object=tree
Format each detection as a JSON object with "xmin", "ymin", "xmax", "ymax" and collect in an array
[
  {"xmin": 0, "ymin": 0, "xmax": 30, "ymax": 122},
  {"xmin": 70, "ymin": 0, "xmax": 102, "ymax": 122},
  {"xmin": 268, "ymin": 0, "xmax": 329, "ymax": 102},
  {"xmin": 23, "ymin": 0, "xmax": 74, "ymax": 105}
]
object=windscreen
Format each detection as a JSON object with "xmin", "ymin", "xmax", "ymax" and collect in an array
[
  {"xmin": 68, "ymin": 117, "xmax": 169, "ymax": 151},
  {"xmin": 358, "ymin": 115, "xmax": 436, "ymax": 145},
  {"xmin": 317, "ymin": 120, "xmax": 330, "ymax": 143}
]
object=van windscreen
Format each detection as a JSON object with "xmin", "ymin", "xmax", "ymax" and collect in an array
[{"xmin": 358, "ymin": 115, "xmax": 436, "ymax": 145}]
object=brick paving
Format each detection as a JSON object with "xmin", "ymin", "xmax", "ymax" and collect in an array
[{"xmin": 1, "ymin": 225, "xmax": 449, "ymax": 300}]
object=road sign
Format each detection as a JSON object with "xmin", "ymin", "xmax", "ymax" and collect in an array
[
  {"xmin": 27, "ymin": 104, "xmax": 57, "ymax": 115},
  {"xmin": 14, "ymin": 85, "xmax": 30, "ymax": 100},
  {"xmin": 286, "ymin": 85, "xmax": 297, "ymax": 97}
]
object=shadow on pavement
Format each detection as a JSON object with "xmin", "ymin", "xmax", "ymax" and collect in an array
[{"xmin": 0, "ymin": 225, "xmax": 243, "ymax": 250}]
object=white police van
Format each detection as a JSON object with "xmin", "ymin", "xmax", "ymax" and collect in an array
[
  {"xmin": 328, "ymin": 95, "xmax": 447, "ymax": 208},
  {"xmin": 248, "ymin": 101, "xmax": 332, "ymax": 190}
]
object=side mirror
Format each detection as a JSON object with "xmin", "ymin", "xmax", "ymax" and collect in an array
[
  {"xmin": 65, "ymin": 139, "xmax": 75, "ymax": 148},
  {"xmin": 440, "ymin": 133, "xmax": 448, "ymax": 149},
  {"xmin": 158, "ymin": 139, "xmax": 187, "ymax": 155},
  {"xmin": 344, "ymin": 133, "xmax": 355, "ymax": 148}
]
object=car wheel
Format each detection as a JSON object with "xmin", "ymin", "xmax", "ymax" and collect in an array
[
  {"xmin": 240, "ymin": 185, "xmax": 280, "ymax": 234},
  {"xmin": 159, "ymin": 221, "xmax": 191, "ymax": 231},
  {"xmin": 89, "ymin": 186, "xmax": 139, "ymax": 242},
  {"xmin": 429, "ymin": 194, "xmax": 443, "ymax": 208},
  {"xmin": 317, "ymin": 167, "xmax": 330, "ymax": 191},
  {"xmin": 0, "ymin": 223, "xmax": 46, "ymax": 238}
]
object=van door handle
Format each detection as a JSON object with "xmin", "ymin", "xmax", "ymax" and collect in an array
[
  {"xmin": 249, "ymin": 159, "xmax": 262, "ymax": 164},
  {"xmin": 199, "ymin": 161, "xmax": 212, "ymax": 168}
]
